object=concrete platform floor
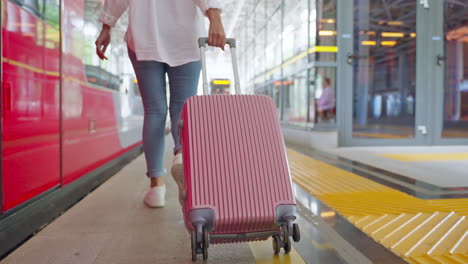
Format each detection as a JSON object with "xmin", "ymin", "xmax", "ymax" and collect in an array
[
  {"xmin": 1, "ymin": 137, "xmax": 403, "ymax": 264},
  {"xmin": 2, "ymin": 136, "xmax": 333, "ymax": 264},
  {"xmin": 0, "ymin": 151, "xmax": 258, "ymax": 264}
]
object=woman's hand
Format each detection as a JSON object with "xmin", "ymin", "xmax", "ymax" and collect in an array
[
  {"xmin": 95, "ymin": 24, "xmax": 111, "ymax": 60},
  {"xmin": 206, "ymin": 9, "xmax": 226, "ymax": 50}
]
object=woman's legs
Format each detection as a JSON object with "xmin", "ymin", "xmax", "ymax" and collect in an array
[
  {"xmin": 167, "ymin": 61, "xmax": 200, "ymax": 204},
  {"xmin": 167, "ymin": 60, "xmax": 201, "ymax": 155},
  {"xmin": 128, "ymin": 49, "xmax": 167, "ymax": 187}
]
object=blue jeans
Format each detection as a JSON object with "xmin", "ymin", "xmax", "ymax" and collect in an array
[{"xmin": 128, "ymin": 48, "xmax": 200, "ymax": 178}]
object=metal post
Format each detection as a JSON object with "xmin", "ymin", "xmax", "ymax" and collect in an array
[
  {"xmin": 230, "ymin": 47, "xmax": 241, "ymax": 94},
  {"xmin": 200, "ymin": 46, "xmax": 209, "ymax": 95}
]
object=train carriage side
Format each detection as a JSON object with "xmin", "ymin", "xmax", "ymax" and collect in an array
[{"xmin": 1, "ymin": 0, "xmax": 143, "ymax": 257}]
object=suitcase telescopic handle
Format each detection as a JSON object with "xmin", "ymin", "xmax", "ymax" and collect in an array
[{"xmin": 198, "ymin": 37, "xmax": 241, "ymax": 95}]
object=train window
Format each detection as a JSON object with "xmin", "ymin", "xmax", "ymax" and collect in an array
[
  {"xmin": 41, "ymin": 0, "xmax": 60, "ymax": 29},
  {"xmin": 12, "ymin": 0, "xmax": 43, "ymax": 17},
  {"xmin": 10, "ymin": 0, "xmax": 60, "ymax": 29},
  {"xmin": 81, "ymin": 0, "xmax": 128, "ymax": 92},
  {"xmin": 85, "ymin": 65, "xmax": 121, "ymax": 91}
]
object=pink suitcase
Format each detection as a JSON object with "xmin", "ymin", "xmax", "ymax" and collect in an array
[{"xmin": 179, "ymin": 38, "xmax": 300, "ymax": 261}]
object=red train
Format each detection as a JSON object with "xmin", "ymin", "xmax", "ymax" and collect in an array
[{"xmin": 1, "ymin": 0, "xmax": 143, "ymax": 256}]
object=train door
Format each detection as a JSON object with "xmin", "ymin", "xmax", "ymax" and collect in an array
[
  {"xmin": 430, "ymin": 1, "xmax": 468, "ymax": 145},
  {"xmin": 339, "ymin": 0, "xmax": 432, "ymax": 146},
  {"xmin": 1, "ymin": 0, "xmax": 61, "ymax": 212},
  {"xmin": 1, "ymin": 0, "xmax": 3, "ymax": 212},
  {"xmin": 339, "ymin": 0, "xmax": 468, "ymax": 146}
]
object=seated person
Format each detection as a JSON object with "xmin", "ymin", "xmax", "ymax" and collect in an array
[{"xmin": 317, "ymin": 77, "xmax": 335, "ymax": 121}]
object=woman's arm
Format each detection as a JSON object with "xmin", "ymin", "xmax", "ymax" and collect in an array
[
  {"xmin": 95, "ymin": 0, "xmax": 129, "ymax": 60},
  {"xmin": 98, "ymin": 0, "xmax": 129, "ymax": 28},
  {"xmin": 206, "ymin": 9, "xmax": 226, "ymax": 49},
  {"xmin": 194, "ymin": 0, "xmax": 226, "ymax": 49}
]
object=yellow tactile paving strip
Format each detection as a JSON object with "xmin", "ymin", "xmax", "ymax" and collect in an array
[
  {"xmin": 249, "ymin": 239, "xmax": 305, "ymax": 264},
  {"xmin": 381, "ymin": 153, "xmax": 468, "ymax": 162},
  {"xmin": 288, "ymin": 149, "xmax": 468, "ymax": 264}
]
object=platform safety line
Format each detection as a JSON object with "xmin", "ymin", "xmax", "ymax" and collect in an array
[
  {"xmin": 362, "ymin": 214, "xmax": 388, "ymax": 230},
  {"xmin": 404, "ymin": 212, "xmax": 456, "ymax": 256},
  {"xmin": 370, "ymin": 214, "xmax": 407, "ymax": 236},
  {"xmin": 287, "ymin": 148, "xmax": 468, "ymax": 262},
  {"xmin": 380, "ymin": 152, "xmax": 468, "ymax": 162},
  {"xmin": 450, "ymin": 231, "xmax": 468, "ymax": 254},
  {"xmin": 248, "ymin": 238, "xmax": 305, "ymax": 264},
  {"xmin": 405, "ymin": 254, "xmax": 468, "ymax": 264},
  {"xmin": 390, "ymin": 212, "xmax": 439, "ymax": 250},
  {"xmin": 427, "ymin": 215, "xmax": 465, "ymax": 255},
  {"xmin": 288, "ymin": 149, "xmax": 468, "ymax": 214},
  {"xmin": 352, "ymin": 132, "xmax": 412, "ymax": 139}
]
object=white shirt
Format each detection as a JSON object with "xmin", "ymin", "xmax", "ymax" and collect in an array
[{"xmin": 99, "ymin": 0, "xmax": 221, "ymax": 66}]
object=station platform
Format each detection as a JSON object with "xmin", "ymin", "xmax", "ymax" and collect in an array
[
  {"xmin": 283, "ymin": 128, "xmax": 468, "ymax": 194},
  {"xmin": 329, "ymin": 146, "xmax": 468, "ymax": 189},
  {"xmin": 288, "ymin": 146, "xmax": 468, "ymax": 263},
  {"xmin": 1, "ymin": 138, "xmax": 467, "ymax": 264}
]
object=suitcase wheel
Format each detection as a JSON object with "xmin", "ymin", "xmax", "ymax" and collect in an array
[
  {"xmin": 283, "ymin": 237, "xmax": 292, "ymax": 254},
  {"xmin": 202, "ymin": 226, "xmax": 209, "ymax": 260},
  {"xmin": 282, "ymin": 221, "xmax": 301, "ymax": 243},
  {"xmin": 292, "ymin": 223, "xmax": 300, "ymax": 242},
  {"xmin": 191, "ymin": 230, "xmax": 197, "ymax": 261},
  {"xmin": 272, "ymin": 236, "xmax": 281, "ymax": 255},
  {"xmin": 202, "ymin": 245, "xmax": 208, "ymax": 260},
  {"xmin": 191, "ymin": 225, "xmax": 210, "ymax": 261},
  {"xmin": 203, "ymin": 226, "xmax": 210, "ymax": 248},
  {"xmin": 272, "ymin": 235, "xmax": 292, "ymax": 254}
]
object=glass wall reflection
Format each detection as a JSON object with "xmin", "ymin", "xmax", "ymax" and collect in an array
[
  {"xmin": 283, "ymin": 71, "xmax": 308, "ymax": 125},
  {"xmin": 310, "ymin": 0, "xmax": 337, "ymax": 62},
  {"xmin": 308, "ymin": 68, "xmax": 336, "ymax": 125},
  {"xmin": 442, "ymin": 1, "xmax": 468, "ymax": 138},
  {"xmin": 352, "ymin": 0, "xmax": 417, "ymax": 139},
  {"xmin": 235, "ymin": 0, "xmax": 337, "ymax": 127}
]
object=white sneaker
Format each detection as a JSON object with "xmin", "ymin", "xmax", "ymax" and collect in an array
[
  {"xmin": 172, "ymin": 152, "xmax": 183, "ymax": 166},
  {"xmin": 171, "ymin": 153, "xmax": 184, "ymax": 205},
  {"xmin": 143, "ymin": 185, "xmax": 166, "ymax": 208},
  {"xmin": 171, "ymin": 154, "xmax": 184, "ymax": 189}
]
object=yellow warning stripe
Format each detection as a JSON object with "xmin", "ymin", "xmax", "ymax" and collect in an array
[
  {"xmin": 406, "ymin": 254, "xmax": 468, "ymax": 264},
  {"xmin": 442, "ymin": 131, "xmax": 468, "ymax": 138},
  {"xmin": 62, "ymin": 76, "xmax": 113, "ymax": 93},
  {"xmin": 255, "ymin": 46, "xmax": 338, "ymax": 81},
  {"xmin": 3, "ymin": 57, "xmax": 59, "ymax": 77},
  {"xmin": 249, "ymin": 238, "xmax": 305, "ymax": 264},
  {"xmin": 381, "ymin": 153, "xmax": 468, "ymax": 162},
  {"xmin": 288, "ymin": 149, "xmax": 468, "ymax": 263},
  {"xmin": 352, "ymin": 132, "xmax": 413, "ymax": 139},
  {"xmin": 2, "ymin": 57, "xmax": 113, "ymax": 93}
]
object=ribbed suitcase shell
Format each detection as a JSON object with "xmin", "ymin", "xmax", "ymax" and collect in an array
[{"xmin": 180, "ymin": 94, "xmax": 295, "ymax": 239}]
